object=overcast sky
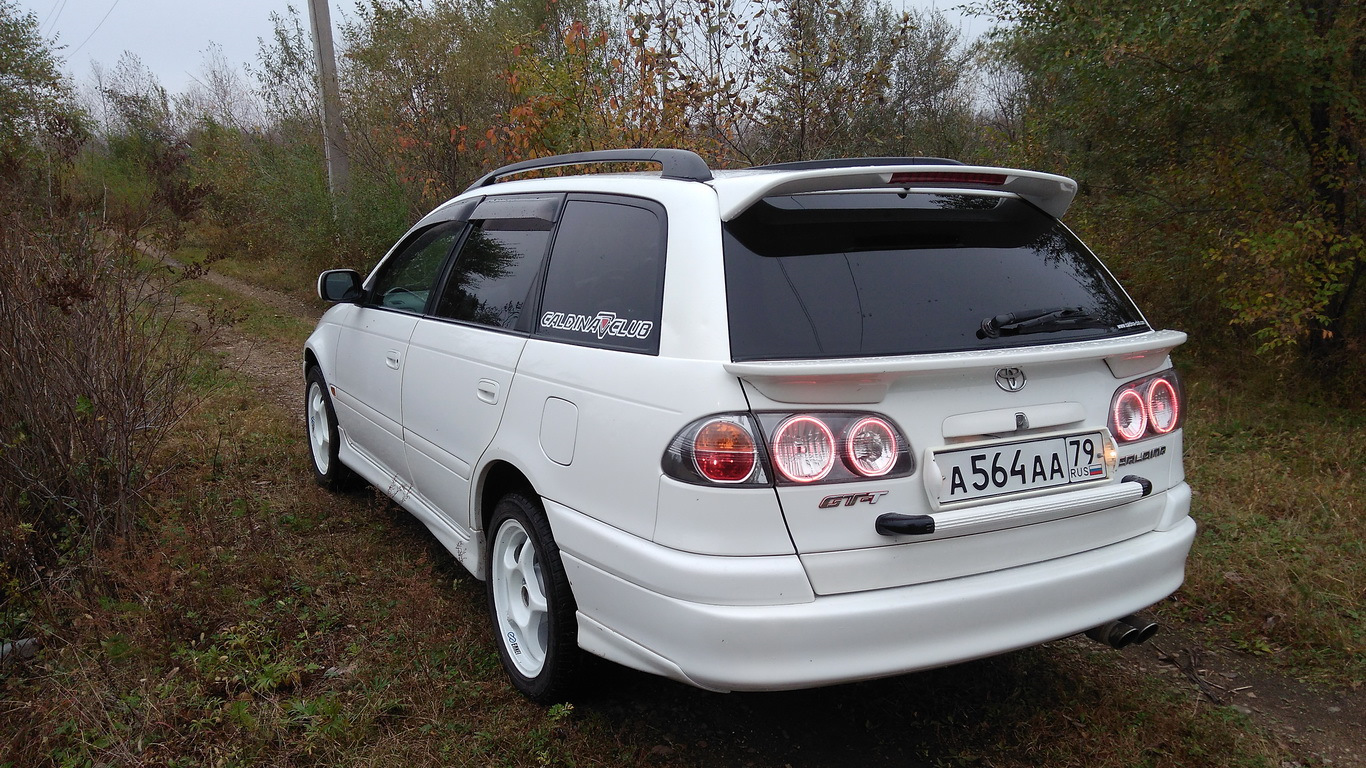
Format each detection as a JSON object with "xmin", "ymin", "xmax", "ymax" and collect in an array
[{"xmin": 18, "ymin": 0, "xmax": 988, "ymax": 96}]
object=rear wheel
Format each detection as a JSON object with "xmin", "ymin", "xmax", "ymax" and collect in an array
[
  {"xmin": 305, "ymin": 366, "xmax": 358, "ymax": 490},
  {"xmin": 487, "ymin": 492, "xmax": 579, "ymax": 701}
]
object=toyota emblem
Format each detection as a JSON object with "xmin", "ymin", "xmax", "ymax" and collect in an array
[{"xmin": 995, "ymin": 367, "xmax": 1027, "ymax": 392}]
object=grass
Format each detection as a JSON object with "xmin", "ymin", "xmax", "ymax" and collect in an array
[
  {"xmin": 2, "ymin": 369, "xmax": 644, "ymax": 766},
  {"xmin": 171, "ymin": 274, "xmax": 317, "ymax": 348},
  {"xmin": 174, "ymin": 243, "xmax": 328, "ymax": 311},
  {"xmin": 1172, "ymin": 365, "xmax": 1366, "ymax": 685},
  {"xmin": 3, "ymin": 256, "xmax": 1358, "ymax": 766},
  {"xmin": 174, "ymin": 234, "xmax": 367, "ymax": 316},
  {"xmin": 1, "ymin": 363, "xmax": 1294, "ymax": 766}
]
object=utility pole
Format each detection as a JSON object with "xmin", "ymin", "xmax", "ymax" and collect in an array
[{"xmin": 308, "ymin": 0, "xmax": 350, "ymax": 198}]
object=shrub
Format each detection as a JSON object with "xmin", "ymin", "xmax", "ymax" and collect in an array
[{"xmin": 0, "ymin": 209, "xmax": 214, "ymax": 597}]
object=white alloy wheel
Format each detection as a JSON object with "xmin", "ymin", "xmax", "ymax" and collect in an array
[
  {"xmin": 485, "ymin": 492, "xmax": 578, "ymax": 700},
  {"xmin": 307, "ymin": 381, "xmax": 332, "ymax": 475},
  {"xmin": 491, "ymin": 516, "xmax": 550, "ymax": 677},
  {"xmin": 304, "ymin": 366, "xmax": 356, "ymax": 490}
]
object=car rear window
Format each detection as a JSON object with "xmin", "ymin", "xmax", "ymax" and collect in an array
[{"xmin": 723, "ymin": 191, "xmax": 1146, "ymax": 361}]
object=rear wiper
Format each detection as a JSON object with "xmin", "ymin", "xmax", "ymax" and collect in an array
[{"xmin": 977, "ymin": 306, "xmax": 1112, "ymax": 339}]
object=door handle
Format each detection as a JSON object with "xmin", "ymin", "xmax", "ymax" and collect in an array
[
  {"xmin": 477, "ymin": 379, "xmax": 500, "ymax": 404},
  {"xmin": 385, "ymin": 350, "xmax": 401, "ymax": 370}
]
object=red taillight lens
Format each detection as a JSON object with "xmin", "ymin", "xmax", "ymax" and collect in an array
[
  {"xmin": 771, "ymin": 416, "xmax": 836, "ymax": 483},
  {"xmin": 664, "ymin": 412, "xmax": 913, "ymax": 487},
  {"xmin": 1146, "ymin": 378, "xmax": 1179, "ymax": 434},
  {"xmin": 1112, "ymin": 389, "xmax": 1147, "ymax": 441},
  {"xmin": 889, "ymin": 171, "xmax": 1008, "ymax": 186},
  {"xmin": 845, "ymin": 417, "xmax": 898, "ymax": 477},
  {"xmin": 1109, "ymin": 370, "xmax": 1183, "ymax": 443},
  {"xmin": 692, "ymin": 419, "xmax": 758, "ymax": 483}
]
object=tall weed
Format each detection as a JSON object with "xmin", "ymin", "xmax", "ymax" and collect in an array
[
  {"xmin": 190, "ymin": 121, "xmax": 411, "ymax": 284},
  {"xmin": 0, "ymin": 209, "xmax": 215, "ymax": 603}
]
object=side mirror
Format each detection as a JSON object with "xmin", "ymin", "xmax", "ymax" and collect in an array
[{"xmin": 318, "ymin": 269, "xmax": 364, "ymax": 303}]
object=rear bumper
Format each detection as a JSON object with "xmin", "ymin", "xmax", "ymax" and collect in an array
[{"xmin": 551, "ymin": 489, "xmax": 1195, "ymax": 692}]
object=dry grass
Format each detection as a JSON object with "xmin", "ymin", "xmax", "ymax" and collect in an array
[
  {"xmin": 1174, "ymin": 367, "xmax": 1366, "ymax": 684},
  {"xmin": 2, "ymin": 375, "xmax": 645, "ymax": 766},
  {"xmin": 3, "ymin": 255, "xmax": 1345, "ymax": 766},
  {"xmin": 0, "ymin": 374, "xmax": 1292, "ymax": 765}
]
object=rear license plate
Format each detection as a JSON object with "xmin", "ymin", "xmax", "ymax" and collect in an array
[{"xmin": 935, "ymin": 431, "xmax": 1108, "ymax": 504}]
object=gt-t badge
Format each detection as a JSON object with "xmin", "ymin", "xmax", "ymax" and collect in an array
[{"xmin": 819, "ymin": 491, "xmax": 889, "ymax": 509}]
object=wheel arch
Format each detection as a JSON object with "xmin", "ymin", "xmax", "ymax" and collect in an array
[
  {"xmin": 478, "ymin": 459, "xmax": 536, "ymax": 541},
  {"xmin": 302, "ymin": 311, "xmax": 346, "ymax": 385}
]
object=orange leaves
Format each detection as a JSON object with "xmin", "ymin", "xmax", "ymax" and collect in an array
[{"xmin": 563, "ymin": 21, "xmax": 590, "ymax": 54}]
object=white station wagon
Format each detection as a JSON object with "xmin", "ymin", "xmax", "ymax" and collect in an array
[{"xmin": 304, "ymin": 149, "xmax": 1195, "ymax": 700}]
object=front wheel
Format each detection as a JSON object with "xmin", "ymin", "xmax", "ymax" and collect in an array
[
  {"xmin": 305, "ymin": 366, "xmax": 358, "ymax": 490},
  {"xmin": 487, "ymin": 492, "xmax": 579, "ymax": 701}
]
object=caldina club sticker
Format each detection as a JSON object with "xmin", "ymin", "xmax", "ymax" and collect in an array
[{"xmin": 541, "ymin": 310, "xmax": 654, "ymax": 340}]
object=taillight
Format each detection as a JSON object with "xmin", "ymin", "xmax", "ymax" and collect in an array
[
  {"xmin": 845, "ymin": 417, "xmax": 898, "ymax": 477},
  {"xmin": 662, "ymin": 415, "xmax": 769, "ymax": 486},
  {"xmin": 771, "ymin": 416, "xmax": 837, "ymax": 483},
  {"xmin": 1108, "ymin": 370, "xmax": 1184, "ymax": 443},
  {"xmin": 1146, "ymin": 378, "xmax": 1180, "ymax": 434},
  {"xmin": 693, "ymin": 419, "xmax": 758, "ymax": 483},
  {"xmin": 1112, "ymin": 389, "xmax": 1147, "ymax": 441},
  {"xmin": 663, "ymin": 412, "xmax": 915, "ymax": 487}
]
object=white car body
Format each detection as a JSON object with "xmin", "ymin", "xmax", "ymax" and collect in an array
[{"xmin": 304, "ymin": 152, "xmax": 1194, "ymax": 695}]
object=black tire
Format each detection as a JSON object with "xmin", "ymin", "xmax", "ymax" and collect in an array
[
  {"xmin": 305, "ymin": 366, "xmax": 358, "ymax": 490},
  {"xmin": 486, "ymin": 491, "xmax": 580, "ymax": 702}
]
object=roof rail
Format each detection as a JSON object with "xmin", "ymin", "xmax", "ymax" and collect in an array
[
  {"xmin": 750, "ymin": 157, "xmax": 965, "ymax": 171},
  {"xmin": 465, "ymin": 148, "xmax": 713, "ymax": 192}
]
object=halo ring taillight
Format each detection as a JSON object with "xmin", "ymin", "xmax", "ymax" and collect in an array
[
  {"xmin": 1108, "ymin": 370, "xmax": 1183, "ymax": 444},
  {"xmin": 1112, "ymin": 389, "xmax": 1148, "ymax": 442},
  {"xmin": 663, "ymin": 411, "xmax": 914, "ymax": 487},
  {"xmin": 845, "ymin": 417, "xmax": 898, "ymax": 477},
  {"xmin": 1146, "ymin": 378, "xmax": 1180, "ymax": 434},
  {"xmin": 771, "ymin": 415, "xmax": 837, "ymax": 483}
]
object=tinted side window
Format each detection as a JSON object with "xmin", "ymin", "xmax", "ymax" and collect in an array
[
  {"xmin": 433, "ymin": 220, "xmax": 554, "ymax": 331},
  {"xmin": 536, "ymin": 198, "xmax": 666, "ymax": 354},
  {"xmin": 368, "ymin": 222, "xmax": 464, "ymax": 314}
]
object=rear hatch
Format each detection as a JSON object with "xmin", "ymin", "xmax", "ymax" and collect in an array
[{"xmin": 721, "ymin": 183, "xmax": 1186, "ymax": 595}]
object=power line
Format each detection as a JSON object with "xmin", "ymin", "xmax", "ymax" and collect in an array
[
  {"xmin": 40, "ymin": 0, "xmax": 69, "ymax": 36},
  {"xmin": 69, "ymin": 0, "xmax": 122, "ymax": 56}
]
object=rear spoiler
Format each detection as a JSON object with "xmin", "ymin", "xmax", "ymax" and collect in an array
[
  {"xmin": 713, "ymin": 165, "xmax": 1079, "ymax": 220},
  {"xmin": 723, "ymin": 330, "xmax": 1187, "ymax": 404}
]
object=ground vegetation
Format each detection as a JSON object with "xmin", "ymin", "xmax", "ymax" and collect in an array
[{"xmin": 1, "ymin": 0, "xmax": 1363, "ymax": 763}]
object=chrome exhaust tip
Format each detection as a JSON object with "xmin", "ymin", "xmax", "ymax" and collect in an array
[
  {"xmin": 1086, "ymin": 620, "xmax": 1140, "ymax": 649},
  {"xmin": 1119, "ymin": 614, "xmax": 1159, "ymax": 645},
  {"xmin": 1085, "ymin": 614, "xmax": 1159, "ymax": 649}
]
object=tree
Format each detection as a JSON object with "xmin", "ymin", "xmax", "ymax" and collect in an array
[
  {"xmin": 176, "ymin": 43, "xmax": 263, "ymax": 130},
  {"xmin": 996, "ymin": 0, "xmax": 1365, "ymax": 359},
  {"xmin": 756, "ymin": 0, "xmax": 911, "ymax": 161},
  {"xmin": 340, "ymin": 0, "xmax": 577, "ymax": 210},
  {"xmin": 0, "ymin": 0, "xmax": 81, "ymax": 192},
  {"xmin": 85, "ymin": 53, "xmax": 205, "ymax": 230}
]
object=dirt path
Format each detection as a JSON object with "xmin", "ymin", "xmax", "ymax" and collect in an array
[
  {"xmin": 178, "ymin": 252, "xmax": 1366, "ymax": 767},
  {"xmin": 152, "ymin": 246, "xmax": 319, "ymax": 420},
  {"xmin": 1132, "ymin": 632, "xmax": 1365, "ymax": 766},
  {"xmin": 194, "ymin": 258, "xmax": 320, "ymax": 418}
]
